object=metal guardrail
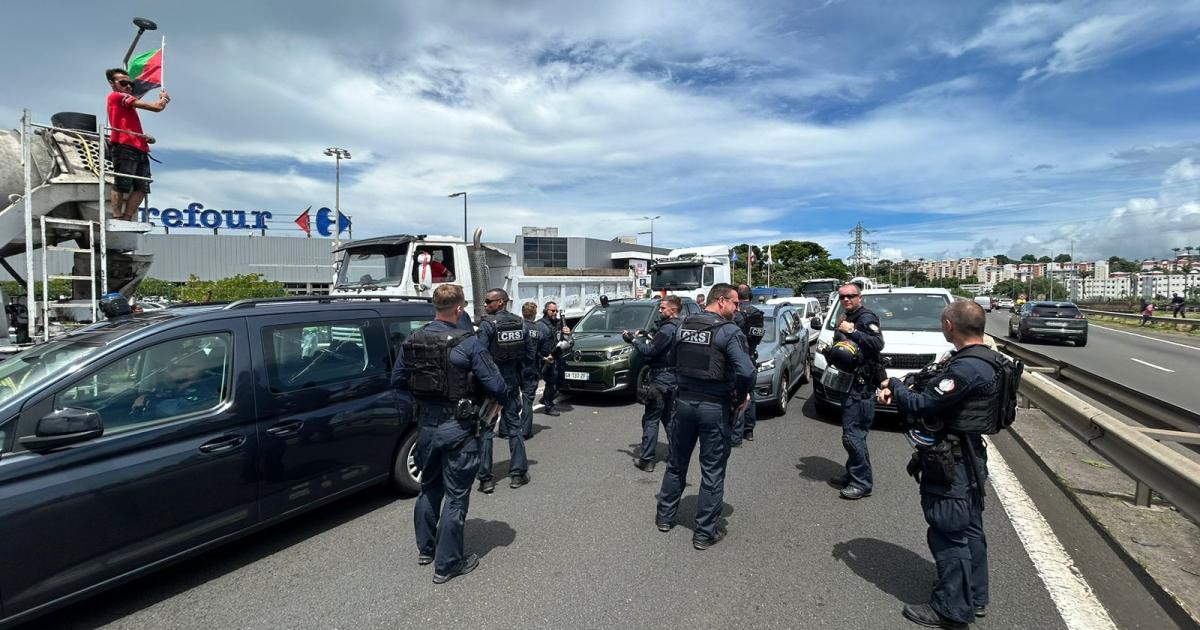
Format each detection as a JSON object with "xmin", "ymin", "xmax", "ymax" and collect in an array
[
  {"xmin": 1081, "ymin": 308, "xmax": 1200, "ymax": 332},
  {"xmin": 993, "ymin": 337, "xmax": 1200, "ymax": 521}
]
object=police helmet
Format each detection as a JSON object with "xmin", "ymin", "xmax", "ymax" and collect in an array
[{"xmin": 827, "ymin": 339, "xmax": 862, "ymax": 372}]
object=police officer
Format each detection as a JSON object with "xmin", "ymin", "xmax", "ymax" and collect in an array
[
  {"xmin": 879, "ymin": 300, "xmax": 995, "ymax": 629},
  {"xmin": 477, "ymin": 288, "xmax": 534, "ymax": 492},
  {"xmin": 519, "ymin": 301, "xmax": 544, "ymax": 439},
  {"xmin": 625, "ymin": 295, "xmax": 682, "ymax": 472},
  {"xmin": 538, "ymin": 302, "xmax": 571, "ymax": 416},
  {"xmin": 392, "ymin": 284, "xmax": 507, "ymax": 584},
  {"xmin": 827, "ymin": 282, "xmax": 884, "ymax": 500},
  {"xmin": 656, "ymin": 283, "xmax": 755, "ymax": 550},
  {"xmin": 731, "ymin": 283, "xmax": 765, "ymax": 444}
]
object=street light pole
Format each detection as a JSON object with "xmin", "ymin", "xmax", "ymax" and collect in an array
[
  {"xmin": 640, "ymin": 215, "xmax": 660, "ymax": 256},
  {"xmin": 449, "ymin": 192, "xmax": 467, "ymax": 242},
  {"xmin": 323, "ymin": 147, "xmax": 351, "ymax": 248}
]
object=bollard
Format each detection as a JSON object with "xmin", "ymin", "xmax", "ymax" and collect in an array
[{"xmin": 1134, "ymin": 481, "xmax": 1153, "ymax": 507}]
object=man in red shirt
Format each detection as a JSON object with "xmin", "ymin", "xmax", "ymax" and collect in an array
[{"xmin": 105, "ymin": 68, "xmax": 170, "ymax": 220}]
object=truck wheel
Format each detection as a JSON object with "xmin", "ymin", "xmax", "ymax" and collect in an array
[
  {"xmin": 391, "ymin": 428, "xmax": 421, "ymax": 496},
  {"xmin": 634, "ymin": 365, "xmax": 651, "ymax": 402}
]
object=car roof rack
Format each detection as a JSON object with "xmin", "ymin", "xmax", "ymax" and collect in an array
[{"xmin": 223, "ymin": 295, "xmax": 433, "ymax": 310}]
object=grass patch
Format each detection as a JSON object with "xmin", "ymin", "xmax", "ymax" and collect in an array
[{"xmin": 1085, "ymin": 315, "xmax": 1200, "ymax": 339}]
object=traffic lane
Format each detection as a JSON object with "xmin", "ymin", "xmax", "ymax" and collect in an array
[
  {"xmin": 38, "ymin": 387, "xmax": 1066, "ymax": 630},
  {"xmin": 985, "ymin": 311, "xmax": 1199, "ymax": 413}
]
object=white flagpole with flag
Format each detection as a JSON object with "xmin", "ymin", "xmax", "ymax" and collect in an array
[
  {"xmin": 766, "ymin": 244, "xmax": 772, "ymax": 287},
  {"xmin": 160, "ymin": 36, "xmax": 166, "ymax": 92}
]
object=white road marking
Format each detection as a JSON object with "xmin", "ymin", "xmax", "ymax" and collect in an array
[
  {"xmin": 987, "ymin": 442, "xmax": 1118, "ymax": 630},
  {"xmin": 1129, "ymin": 357, "xmax": 1175, "ymax": 373},
  {"xmin": 1090, "ymin": 323, "xmax": 1200, "ymax": 351}
]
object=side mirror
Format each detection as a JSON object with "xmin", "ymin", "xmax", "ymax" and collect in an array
[
  {"xmin": 809, "ymin": 316, "xmax": 822, "ymax": 330},
  {"xmin": 783, "ymin": 334, "xmax": 801, "ymax": 345},
  {"xmin": 19, "ymin": 407, "xmax": 103, "ymax": 453}
]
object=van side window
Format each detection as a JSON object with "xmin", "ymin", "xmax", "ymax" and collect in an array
[
  {"xmin": 385, "ymin": 318, "xmax": 429, "ymax": 362},
  {"xmin": 412, "ymin": 246, "xmax": 456, "ymax": 284},
  {"xmin": 703, "ymin": 266, "xmax": 715, "ymax": 286},
  {"xmin": 263, "ymin": 321, "xmax": 382, "ymax": 392},
  {"xmin": 54, "ymin": 333, "xmax": 233, "ymax": 434}
]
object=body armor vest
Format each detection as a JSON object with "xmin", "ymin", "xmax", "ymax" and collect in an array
[
  {"xmin": 737, "ymin": 303, "xmax": 765, "ymax": 349},
  {"xmin": 939, "ymin": 345, "xmax": 1003, "ymax": 434},
  {"xmin": 485, "ymin": 311, "xmax": 527, "ymax": 362},
  {"xmin": 674, "ymin": 314, "xmax": 733, "ymax": 382},
  {"xmin": 403, "ymin": 326, "xmax": 475, "ymax": 402}
]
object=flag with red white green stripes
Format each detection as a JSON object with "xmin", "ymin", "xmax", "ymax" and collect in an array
[{"xmin": 126, "ymin": 48, "xmax": 163, "ymax": 98}]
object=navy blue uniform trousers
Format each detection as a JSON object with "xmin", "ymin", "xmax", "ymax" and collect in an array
[
  {"xmin": 732, "ymin": 390, "xmax": 757, "ymax": 443},
  {"xmin": 656, "ymin": 398, "xmax": 731, "ymax": 543},
  {"xmin": 841, "ymin": 387, "xmax": 875, "ymax": 491},
  {"xmin": 520, "ymin": 368, "xmax": 538, "ymax": 437},
  {"xmin": 478, "ymin": 367, "xmax": 527, "ymax": 481},
  {"xmin": 413, "ymin": 409, "xmax": 480, "ymax": 574},
  {"xmin": 639, "ymin": 374, "xmax": 674, "ymax": 463},
  {"xmin": 922, "ymin": 462, "xmax": 989, "ymax": 623}
]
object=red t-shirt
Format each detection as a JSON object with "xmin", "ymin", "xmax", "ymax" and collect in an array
[{"xmin": 107, "ymin": 92, "xmax": 148, "ymax": 153}]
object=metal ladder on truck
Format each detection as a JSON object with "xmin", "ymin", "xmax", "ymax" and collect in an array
[{"xmin": 38, "ymin": 216, "xmax": 100, "ymax": 339}]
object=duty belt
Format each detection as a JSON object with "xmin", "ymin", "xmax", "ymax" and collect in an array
[
  {"xmin": 676, "ymin": 389, "xmax": 729, "ymax": 404},
  {"xmin": 414, "ymin": 402, "xmax": 463, "ymax": 424}
]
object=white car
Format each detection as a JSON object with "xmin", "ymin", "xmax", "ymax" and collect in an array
[
  {"xmin": 809, "ymin": 287, "xmax": 954, "ymax": 414},
  {"xmin": 766, "ymin": 296, "xmax": 823, "ymax": 340},
  {"xmin": 997, "ymin": 297, "xmax": 1015, "ymax": 310}
]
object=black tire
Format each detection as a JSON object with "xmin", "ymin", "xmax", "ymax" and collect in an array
[
  {"xmin": 774, "ymin": 371, "xmax": 790, "ymax": 416},
  {"xmin": 634, "ymin": 364, "xmax": 652, "ymax": 402},
  {"xmin": 1076, "ymin": 335, "xmax": 1088, "ymax": 347},
  {"xmin": 799, "ymin": 355, "xmax": 811, "ymax": 384},
  {"xmin": 1015, "ymin": 326, "xmax": 1025, "ymax": 343},
  {"xmin": 391, "ymin": 428, "xmax": 421, "ymax": 496},
  {"xmin": 50, "ymin": 112, "xmax": 98, "ymax": 132}
]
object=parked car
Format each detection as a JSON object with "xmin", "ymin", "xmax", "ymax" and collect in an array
[
  {"xmin": 0, "ymin": 296, "xmax": 433, "ymax": 627},
  {"xmin": 997, "ymin": 297, "xmax": 1015, "ymax": 310},
  {"xmin": 560, "ymin": 297, "xmax": 701, "ymax": 398},
  {"xmin": 1008, "ymin": 300, "xmax": 1088, "ymax": 346},
  {"xmin": 810, "ymin": 288, "xmax": 954, "ymax": 414},
  {"xmin": 751, "ymin": 303, "xmax": 810, "ymax": 415},
  {"xmin": 766, "ymin": 296, "xmax": 823, "ymax": 338},
  {"xmin": 973, "ymin": 295, "xmax": 995, "ymax": 312}
]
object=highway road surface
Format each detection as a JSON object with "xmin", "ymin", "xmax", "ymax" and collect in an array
[{"xmin": 31, "ymin": 379, "xmax": 1190, "ymax": 629}]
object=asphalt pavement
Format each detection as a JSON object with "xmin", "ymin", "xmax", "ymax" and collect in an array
[
  {"xmin": 39, "ymin": 386, "xmax": 1088, "ymax": 629},
  {"xmin": 985, "ymin": 310, "xmax": 1200, "ymax": 416}
]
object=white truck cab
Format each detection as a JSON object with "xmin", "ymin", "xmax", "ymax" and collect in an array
[
  {"xmin": 649, "ymin": 245, "xmax": 731, "ymax": 299},
  {"xmin": 809, "ymin": 287, "xmax": 954, "ymax": 412},
  {"xmin": 330, "ymin": 232, "xmax": 639, "ymax": 320}
]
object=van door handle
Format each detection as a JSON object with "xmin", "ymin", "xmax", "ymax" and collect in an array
[
  {"xmin": 199, "ymin": 434, "xmax": 246, "ymax": 454},
  {"xmin": 265, "ymin": 420, "xmax": 303, "ymax": 437}
]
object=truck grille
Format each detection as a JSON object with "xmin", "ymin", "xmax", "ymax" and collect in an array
[
  {"xmin": 571, "ymin": 350, "xmax": 610, "ymax": 363},
  {"xmin": 881, "ymin": 353, "xmax": 936, "ymax": 370}
]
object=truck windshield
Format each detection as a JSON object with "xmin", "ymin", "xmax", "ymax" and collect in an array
[
  {"xmin": 799, "ymin": 280, "xmax": 838, "ymax": 295},
  {"xmin": 826, "ymin": 293, "xmax": 950, "ymax": 332},
  {"xmin": 339, "ymin": 245, "xmax": 408, "ymax": 286},
  {"xmin": 0, "ymin": 340, "xmax": 105, "ymax": 407},
  {"xmin": 575, "ymin": 304, "xmax": 656, "ymax": 333},
  {"xmin": 652, "ymin": 264, "xmax": 702, "ymax": 290}
]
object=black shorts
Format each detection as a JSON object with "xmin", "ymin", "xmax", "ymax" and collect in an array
[{"xmin": 110, "ymin": 143, "xmax": 151, "ymax": 194}]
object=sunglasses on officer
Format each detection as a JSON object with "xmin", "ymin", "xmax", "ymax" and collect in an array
[{"xmin": 838, "ymin": 292, "xmax": 861, "ymax": 300}]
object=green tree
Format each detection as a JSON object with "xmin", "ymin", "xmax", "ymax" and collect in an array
[
  {"xmin": 1037, "ymin": 256, "xmax": 1052, "ymax": 264},
  {"xmin": 1053, "ymin": 253, "xmax": 1072, "ymax": 264},
  {"xmin": 178, "ymin": 273, "xmax": 287, "ymax": 303},
  {"xmin": 0, "ymin": 279, "xmax": 72, "ymax": 298},
  {"xmin": 1107, "ymin": 256, "xmax": 1139, "ymax": 273},
  {"xmin": 994, "ymin": 254, "xmax": 1012, "ymax": 265},
  {"xmin": 135, "ymin": 277, "xmax": 179, "ymax": 301},
  {"xmin": 1019, "ymin": 254, "xmax": 1037, "ymax": 263}
]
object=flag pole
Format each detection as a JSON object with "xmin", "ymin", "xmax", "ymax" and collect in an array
[
  {"xmin": 747, "ymin": 245, "xmax": 752, "ymax": 287},
  {"xmin": 160, "ymin": 36, "xmax": 166, "ymax": 92},
  {"xmin": 767, "ymin": 244, "xmax": 771, "ymax": 287}
]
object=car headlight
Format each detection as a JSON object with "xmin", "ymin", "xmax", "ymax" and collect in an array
[
  {"xmin": 756, "ymin": 358, "xmax": 776, "ymax": 373},
  {"xmin": 606, "ymin": 346, "xmax": 634, "ymax": 360}
]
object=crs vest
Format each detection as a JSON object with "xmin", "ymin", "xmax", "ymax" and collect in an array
[
  {"xmin": 484, "ymin": 311, "xmax": 527, "ymax": 362},
  {"xmin": 403, "ymin": 326, "xmax": 475, "ymax": 402},
  {"xmin": 941, "ymin": 345, "xmax": 1022, "ymax": 435},
  {"xmin": 736, "ymin": 303, "xmax": 765, "ymax": 349},
  {"xmin": 674, "ymin": 314, "xmax": 734, "ymax": 382}
]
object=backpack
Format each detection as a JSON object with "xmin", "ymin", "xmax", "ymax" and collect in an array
[{"xmin": 951, "ymin": 345, "xmax": 1024, "ymax": 434}]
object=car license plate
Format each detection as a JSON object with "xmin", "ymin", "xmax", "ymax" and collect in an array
[
  {"xmin": 564, "ymin": 371, "xmax": 589, "ymax": 381},
  {"xmin": 1048, "ymin": 321, "xmax": 1068, "ymax": 327}
]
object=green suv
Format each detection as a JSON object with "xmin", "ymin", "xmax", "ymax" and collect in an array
[{"xmin": 560, "ymin": 297, "xmax": 701, "ymax": 398}]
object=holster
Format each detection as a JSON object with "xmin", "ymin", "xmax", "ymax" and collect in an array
[{"xmin": 918, "ymin": 439, "xmax": 958, "ymax": 487}]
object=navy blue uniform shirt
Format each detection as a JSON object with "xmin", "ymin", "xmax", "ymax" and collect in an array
[
  {"xmin": 631, "ymin": 315, "xmax": 680, "ymax": 373},
  {"xmin": 843, "ymin": 307, "xmax": 884, "ymax": 363},
  {"xmin": 674, "ymin": 312, "xmax": 755, "ymax": 401},
  {"xmin": 478, "ymin": 312, "xmax": 535, "ymax": 369}
]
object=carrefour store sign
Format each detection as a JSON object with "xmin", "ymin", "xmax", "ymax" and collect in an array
[{"xmin": 139, "ymin": 203, "xmax": 272, "ymax": 230}]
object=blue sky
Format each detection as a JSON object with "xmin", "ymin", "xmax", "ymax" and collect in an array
[{"xmin": 4, "ymin": 0, "xmax": 1200, "ymax": 262}]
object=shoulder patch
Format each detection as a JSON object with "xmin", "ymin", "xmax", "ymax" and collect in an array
[
  {"xmin": 936, "ymin": 378, "xmax": 956, "ymax": 395},
  {"xmin": 869, "ymin": 323, "xmax": 880, "ymax": 333}
]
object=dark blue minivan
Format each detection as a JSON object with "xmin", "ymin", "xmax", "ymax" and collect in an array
[{"xmin": 0, "ymin": 296, "xmax": 433, "ymax": 627}]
